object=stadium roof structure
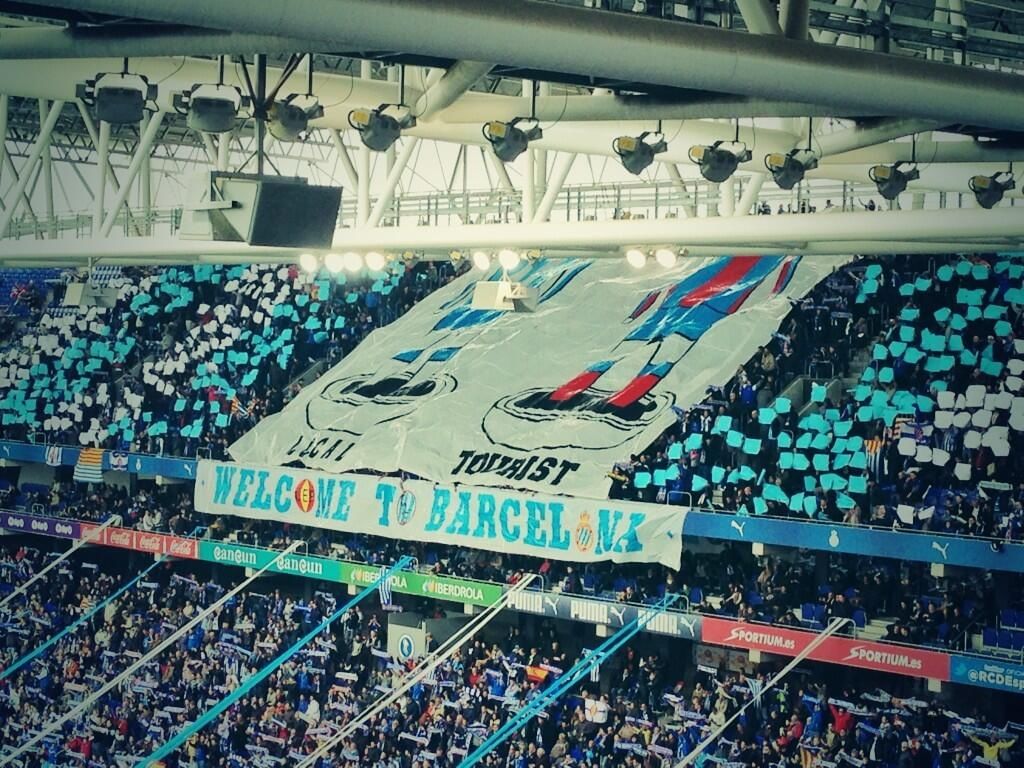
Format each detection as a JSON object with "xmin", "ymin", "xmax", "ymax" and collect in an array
[{"xmin": 0, "ymin": 0, "xmax": 1023, "ymax": 264}]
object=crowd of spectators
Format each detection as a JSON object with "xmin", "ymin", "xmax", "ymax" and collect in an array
[
  {"xmin": 8, "ymin": 478, "xmax": 1021, "ymax": 657},
  {"xmin": 4, "ymin": 252, "xmax": 1024, "ymax": 543},
  {"xmin": 1, "ymin": 544, "xmax": 1021, "ymax": 768},
  {"xmin": 610, "ymin": 253, "xmax": 1024, "ymax": 544},
  {"xmin": 0, "ymin": 260, "xmax": 459, "ymax": 458}
]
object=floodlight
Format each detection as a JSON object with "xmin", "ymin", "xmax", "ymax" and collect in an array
[
  {"xmin": 268, "ymin": 94, "xmax": 324, "ymax": 142},
  {"xmin": 613, "ymin": 132, "xmax": 668, "ymax": 175},
  {"xmin": 654, "ymin": 248, "xmax": 677, "ymax": 268},
  {"xmin": 365, "ymin": 251, "xmax": 387, "ymax": 271},
  {"xmin": 625, "ymin": 248, "xmax": 647, "ymax": 269},
  {"xmin": 689, "ymin": 141, "xmax": 752, "ymax": 183},
  {"xmin": 765, "ymin": 150, "xmax": 818, "ymax": 190},
  {"xmin": 324, "ymin": 252, "xmax": 343, "ymax": 273},
  {"xmin": 969, "ymin": 172, "xmax": 1015, "ymax": 209},
  {"xmin": 350, "ymin": 105, "xmax": 416, "ymax": 152},
  {"xmin": 868, "ymin": 162, "xmax": 919, "ymax": 200},
  {"xmin": 483, "ymin": 118, "xmax": 543, "ymax": 163},
  {"xmin": 77, "ymin": 72, "xmax": 158, "ymax": 125},
  {"xmin": 342, "ymin": 251, "xmax": 363, "ymax": 272},
  {"xmin": 173, "ymin": 83, "xmax": 250, "ymax": 134},
  {"xmin": 472, "ymin": 250, "xmax": 491, "ymax": 271},
  {"xmin": 299, "ymin": 252, "xmax": 319, "ymax": 273},
  {"xmin": 498, "ymin": 249, "xmax": 521, "ymax": 270}
]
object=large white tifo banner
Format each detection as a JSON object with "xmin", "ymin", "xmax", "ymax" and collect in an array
[
  {"xmin": 195, "ymin": 460, "xmax": 685, "ymax": 568},
  {"xmin": 231, "ymin": 254, "xmax": 843, "ymax": 497}
]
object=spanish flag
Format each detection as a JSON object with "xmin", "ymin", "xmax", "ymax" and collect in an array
[{"xmin": 73, "ymin": 447, "xmax": 105, "ymax": 484}]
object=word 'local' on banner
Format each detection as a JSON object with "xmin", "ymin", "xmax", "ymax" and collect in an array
[{"xmin": 194, "ymin": 460, "xmax": 684, "ymax": 569}]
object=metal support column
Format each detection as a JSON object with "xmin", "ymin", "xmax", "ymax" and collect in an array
[
  {"xmin": 367, "ymin": 137, "xmax": 419, "ymax": 227},
  {"xmin": 532, "ymin": 152, "xmax": 576, "ymax": 223},
  {"xmin": 356, "ymin": 59, "xmax": 372, "ymax": 226},
  {"xmin": 521, "ymin": 78, "xmax": 535, "ymax": 222},
  {"xmin": 94, "ymin": 118, "xmax": 109, "ymax": 233},
  {"xmin": 0, "ymin": 94, "xmax": 7, "ymax": 208},
  {"xmin": 485, "ymin": 145, "xmax": 514, "ymax": 193},
  {"xmin": 99, "ymin": 110, "xmax": 165, "ymax": 237},
  {"xmin": 534, "ymin": 81, "xmax": 550, "ymax": 199},
  {"xmin": 0, "ymin": 99, "xmax": 63, "ymax": 238},
  {"xmin": 735, "ymin": 172, "xmax": 765, "ymax": 216},
  {"xmin": 329, "ymin": 129, "xmax": 359, "ymax": 192},
  {"xmin": 385, "ymin": 64, "xmax": 398, "ymax": 173},
  {"xmin": 255, "ymin": 53, "xmax": 267, "ymax": 176},
  {"xmin": 719, "ymin": 177, "xmax": 735, "ymax": 217},
  {"xmin": 200, "ymin": 131, "xmax": 218, "ymax": 165},
  {"xmin": 140, "ymin": 112, "xmax": 152, "ymax": 234},
  {"xmin": 779, "ymin": 0, "xmax": 810, "ymax": 40},
  {"xmin": 217, "ymin": 130, "xmax": 231, "ymax": 172},
  {"xmin": 665, "ymin": 163, "xmax": 698, "ymax": 218},
  {"xmin": 37, "ymin": 99, "xmax": 55, "ymax": 236}
]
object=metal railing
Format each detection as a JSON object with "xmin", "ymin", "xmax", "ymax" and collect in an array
[{"xmin": 2, "ymin": 178, "xmax": 875, "ymax": 241}]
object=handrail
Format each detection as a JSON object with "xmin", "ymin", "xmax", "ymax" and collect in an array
[{"xmin": 2, "ymin": 178, "xmax": 871, "ymax": 241}]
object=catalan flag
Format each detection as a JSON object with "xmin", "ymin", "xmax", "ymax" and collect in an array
[
  {"xmin": 230, "ymin": 396, "xmax": 249, "ymax": 418},
  {"xmin": 73, "ymin": 447, "xmax": 105, "ymax": 484}
]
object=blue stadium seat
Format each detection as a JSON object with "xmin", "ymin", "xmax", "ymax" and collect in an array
[
  {"xmin": 582, "ymin": 573, "xmax": 597, "ymax": 594},
  {"xmin": 852, "ymin": 609, "xmax": 867, "ymax": 629},
  {"xmin": 982, "ymin": 627, "xmax": 998, "ymax": 647},
  {"xmin": 998, "ymin": 629, "xmax": 1014, "ymax": 649}
]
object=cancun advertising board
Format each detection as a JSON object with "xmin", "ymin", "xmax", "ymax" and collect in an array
[{"xmin": 196, "ymin": 540, "xmax": 502, "ymax": 607}]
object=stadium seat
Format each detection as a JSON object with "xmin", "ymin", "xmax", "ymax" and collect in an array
[{"xmin": 998, "ymin": 629, "xmax": 1014, "ymax": 649}]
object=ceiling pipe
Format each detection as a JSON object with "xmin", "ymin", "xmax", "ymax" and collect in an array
[
  {"xmin": 823, "ymin": 139, "xmax": 1024, "ymax": 164},
  {"xmin": 780, "ymin": 0, "xmax": 811, "ymax": 40},
  {"xmin": 0, "ymin": 56, "xmax": 847, "ymax": 127},
  {"xmin": 812, "ymin": 118, "xmax": 940, "ymax": 157},
  {"xmin": 734, "ymin": 0, "xmax": 785, "ymax": 35},
  {"xmin": 437, "ymin": 94, "xmax": 855, "ymax": 122},
  {"xmin": 412, "ymin": 60, "xmax": 493, "ymax": 121},
  {"xmin": 0, "ymin": 25, "xmax": 332, "ymax": 58},
  {"xmin": 32, "ymin": 0, "xmax": 1024, "ymax": 130}
]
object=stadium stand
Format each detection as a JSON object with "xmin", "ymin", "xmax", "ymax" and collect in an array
[
  {"xmin": 2, "ymin": 253, "xmax": 1024, "ymax": 766},
  {"xmin": 7, "ymin": 477, "xmax": 1023, "ymax": 660},
  {"xmin": 0, "ymin": 263, "xmax": 458, "ymax": 456},
  {"xmin": 611, "ymin": 254, "xmax": 1024, "ymax": 544},
  {"xmin": 1, "ymin": 543, "xmax": 1021, "ymax": 768}
]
